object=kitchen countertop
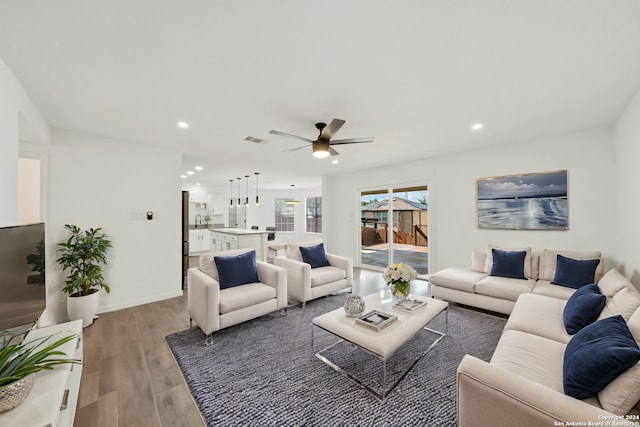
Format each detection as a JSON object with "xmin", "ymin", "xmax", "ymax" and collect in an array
[{"xmin": 209, "ymin": 228, "xmax": 269, "ymax": 235}]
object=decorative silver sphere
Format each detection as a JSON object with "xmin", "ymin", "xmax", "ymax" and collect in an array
[{"xmin": 343, "ymin": 295, "xmax": 366, "ymax": 317}]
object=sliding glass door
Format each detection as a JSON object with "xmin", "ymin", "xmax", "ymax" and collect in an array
[{"xmin": 360, "ymin": 185, "xmax": 429, "ymax": 278}]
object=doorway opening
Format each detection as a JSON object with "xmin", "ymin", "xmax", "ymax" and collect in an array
[
  {"xmin": 18, "ymin": 156, "xmax": 44, "ymax": 224},
  {"xmin": 360, "ymin": 185, "xmax": 429, "ymax": 278}
]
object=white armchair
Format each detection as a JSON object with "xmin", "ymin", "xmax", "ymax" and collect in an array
[
  {"xmin": 274, "ymin": 240, "xmax": 353, "ymax": 308},
  {"xmin": 188, "ymin": 248, "xmax": 287, "ymax": 345}
]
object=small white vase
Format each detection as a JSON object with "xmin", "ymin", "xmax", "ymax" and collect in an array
[{"xmin": 67, "ymin": 290, "xmax": 99, "ymax": 327}]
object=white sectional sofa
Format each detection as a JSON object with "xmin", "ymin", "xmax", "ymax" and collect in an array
[
  {"xmin": 457, "ymin": 267, "xmax": 640, "ymax": 426},
  {"xmin": 430, "ymin": 246, "xmax": 604, "ymax": 314}
]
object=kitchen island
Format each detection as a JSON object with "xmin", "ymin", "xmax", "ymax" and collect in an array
[{"xmin": 209, "ymin": 228, "xmax": 270, "ymax": 261}]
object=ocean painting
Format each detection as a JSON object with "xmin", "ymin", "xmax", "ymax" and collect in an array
[{"xmin": 477, "ymin": 170, "xmax": 568, "ymax": 230}]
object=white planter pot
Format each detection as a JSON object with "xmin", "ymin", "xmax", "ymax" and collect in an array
[{"xmin": 67, "ymin": 290, "xmax": 99, "ymax": 327}]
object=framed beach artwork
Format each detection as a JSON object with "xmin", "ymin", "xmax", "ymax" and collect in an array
[{"xmin": 476, "ymin": 170, "xmax": 568, "ymax": 230}]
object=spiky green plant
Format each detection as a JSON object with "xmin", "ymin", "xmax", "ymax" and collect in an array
[
  {"xmin": 0, "ymin": 331, "xmax": 81, "ymax": 387},
  {"xmin": 57, "ymin": 224, "xmax": 112, "ymax": 297}
]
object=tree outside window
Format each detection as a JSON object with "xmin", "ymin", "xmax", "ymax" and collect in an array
[
  {"xmin": 275, "ymin": 198, "xmax": 295, "ymax": 232},
  {"xmin": 306, "ymin": 196, "xmax": 322, "ymax": 233}
]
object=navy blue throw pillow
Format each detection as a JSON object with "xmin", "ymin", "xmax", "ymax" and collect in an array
[
  {"xmin": 563, "ymin": 283, "xmax": 606, "ymax": 335},
  {"xmin": 489, "ymin": 249, "xmax": 526, "ymax": 280},
  {"xmin": 552, "ymin": 255, "xmax": 600, "ymax": 289},
  {"xmin": 300, "ymin": 243, "xmax": 330, "ymax": 269},
  {"xmin": 563, "ymin": 315, "xmax": 640, "ymax": 399},
  {"xmin": 214, "ymin": 250, "xmax": 259, "ymax": 289}
]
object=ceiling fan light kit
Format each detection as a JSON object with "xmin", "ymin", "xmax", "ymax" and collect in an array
[
  {"xmin": 269, "ymin": 119, "xmax": 374, "ymax": 158},
  {"xmin": 312, "ymin": 140, "xmax": 331, "ymax": 158}
]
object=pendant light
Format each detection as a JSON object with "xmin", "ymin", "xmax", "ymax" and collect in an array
[
  {"xmin": 244, "ymin": 175, "xmax": 250, "ymax": 206},
  {"xmin": 286, "ymin": 184, "xmax": 301, "ymax": 205},
  {"xmin": 255, "ymin": 172, "xmax": 260, "ymax": 206},
  {"xmin": 229, "ymin": 179, "xmax": 234, "ymax": 208},
  {"xmin": 236, "ymin": 178, "xmax": 242, "ymax": 206}
]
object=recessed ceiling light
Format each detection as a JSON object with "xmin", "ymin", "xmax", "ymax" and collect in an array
[
  {"xmin": 194, "ymin": 166, "xmax": 203, "ymax": 171},
  {"xmin": 187, "ymin": 171, "xmax": 195, "ymax": 175},
  {"xmin": 471, "ymin": 123, "xmax": 483, "ymax": 131},
  {"xmin": 332, "ymin": 159, "xmax": 339, "ymax": 164},
  {"xmin": 178, "ymin": 121, "xmax": 189, "ymax": 129},
  {"xmin": 196, "ymin": 183, "xmax": 201, "ymax": 186},
  {"xmin": 180, "ymin": 175, "xmax": 187, "ymax": 179}
]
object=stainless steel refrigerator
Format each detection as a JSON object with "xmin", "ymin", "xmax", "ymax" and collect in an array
[{"xmin": 182, "ymin": 191, "xmax": 189, "ymax": 289}]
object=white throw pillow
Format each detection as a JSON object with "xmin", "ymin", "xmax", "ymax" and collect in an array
[
  {"xmin": 484, "ymin": 245, "xmax": 532, "ymax": 279},
  {"xmin": 629, "ymin": 305, "xmax": 640, "ymax": 344},
  {"xmin": 599, "ymin": 308, "xmax": 640, "ymax": 414},
  {"xmin": 599, "ymin": 285, "xmax": 640, "ymax": 322},
  {"xmin": 599, "ymin": 268, "xmax": 633, "ymax": 298},
  {"xmin": 470, "ymin": 251, "xmax": 486, "ymax": 273},
  {"xmin": 531, "ymin": 253, "xmax": 540, "ymax": 280}
]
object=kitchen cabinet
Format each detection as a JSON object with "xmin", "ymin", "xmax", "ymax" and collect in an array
[
  {"xmin": 189, "ymin": 229, "xmax": 210, "ymax": 253},
  {"xmin": 210, "ymin": 231, "xmax": 223, "ymax": 252},
  {"xmin": 210, "ymin": 228, "xmax": 268, "ymax": 260}
]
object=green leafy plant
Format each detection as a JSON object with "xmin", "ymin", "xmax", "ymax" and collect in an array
[
  {"xmin": 57, "ymin": 224, "xmax": 112, "ymax": 297},
  {"xmin": 0, "ymin": 330, "xmax": 80, "ymax": 387}
]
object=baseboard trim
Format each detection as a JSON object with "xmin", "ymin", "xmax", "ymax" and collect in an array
[{"xmin": 97, "ymin": 290, "xmax": 184, "ymax": 314}]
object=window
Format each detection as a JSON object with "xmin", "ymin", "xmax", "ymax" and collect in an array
[
  {"xmin": 306, "ymin": 196, "xmax": 322, "ymax": 233},
  {"xmin": 375, "ymin": 211, "xmax": 387, "ymax": 223},
  {"xmin": 275, "ymin": 198, "xmax": 295, "ymax": 232}
]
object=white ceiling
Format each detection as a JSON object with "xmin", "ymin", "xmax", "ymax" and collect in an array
[{"xmin": 1, "ymin": 0, "xmax": 640, "ymax": 191}]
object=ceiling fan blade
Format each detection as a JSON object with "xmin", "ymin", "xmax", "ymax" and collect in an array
[
  {"xmin": 269, "ymin": 130, "xmax": 314, "ymax": 143},
  {"xmin": 329, "ymin": 140, "xmax": 374, "ymax": 147},
  {"xmin": 329, "ymin": 147, "xmax": 340, "ymax": 156},
  {"xmin": 322, "ymin": 119, "xmax": 346, "ymax": 139},
  {"xmin": 283, "ymin": 144, "xmax": 310, "ymax": 153},
  {"xmin": 330, "ymin": 137, "xmax": 375, "ymax": 144}
]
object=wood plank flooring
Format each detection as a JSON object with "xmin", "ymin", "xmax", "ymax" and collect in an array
[
  {"xmin": 73, "ymin": 269, "xmax": 426, "ymax": 426},
  {"xmin": 74, "ymin": 295, "xmax": 204, "ymax": 427}
]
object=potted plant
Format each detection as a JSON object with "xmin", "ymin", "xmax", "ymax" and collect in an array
[
  {"xmin": 0, "ymin": 330, "xmax": 80, "ymax": 412},
  {"xmin": 57, "ymin": 224, "xmax": 112, "ymax": 327}
]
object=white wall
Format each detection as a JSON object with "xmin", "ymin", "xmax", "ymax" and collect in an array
[
  {"xmin": 0, "ymin": 57, "xmax": 50, "ymax": 226},
  {"xmin": 44, "ymin": 130, "xmax": 183, "ymax": 322},
  {"xmin": 325, "ymin": 126, "xmax": 616, "ymax": 273},
  {"xmin": 614, "ymin": 88, "xmax": 640, "ymax": 285},
  {"xmin": 0, "ymin": 101, "xmax": 18, "ymax": 226}
]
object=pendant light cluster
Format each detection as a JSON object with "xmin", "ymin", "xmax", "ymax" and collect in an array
[{"xmin": 229, "ymin": 173, "xmax": 261, "ymax": 208}]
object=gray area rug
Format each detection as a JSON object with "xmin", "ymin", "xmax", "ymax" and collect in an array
[{"xmin": 165, "ymin": 295, "xmax": 506, "ymax": 427}]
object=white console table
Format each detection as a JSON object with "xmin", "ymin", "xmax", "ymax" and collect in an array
[{"xmin": 0, "ymin": 319, "xmax": 83, "ymax": 427}]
